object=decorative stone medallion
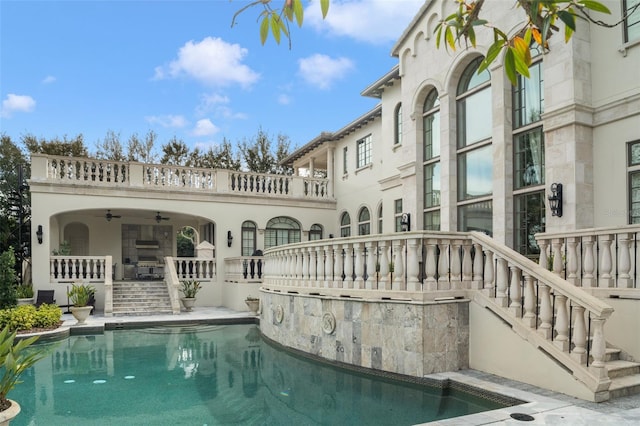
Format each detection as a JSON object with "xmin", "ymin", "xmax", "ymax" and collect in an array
[
  {"xmin": 321, "ymin": 312, "xmax": 336, "ymax": 334},
  {"xmin": 275, "ymin": 304, "xmax": 284, "ymax": 324}
]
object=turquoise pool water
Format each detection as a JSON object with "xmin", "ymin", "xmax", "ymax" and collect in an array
[{"xmin": 10, "ymin": 324, "xmax": 510, "ymax": 425}]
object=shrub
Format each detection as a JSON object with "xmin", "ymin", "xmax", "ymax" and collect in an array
[
  {"xmin": 0, "ymin": 304, "xmax": 62, "ymax": 332},
  {"xmin": 0, "ymin": 248, "xmax": 18, "ymax": 309}
]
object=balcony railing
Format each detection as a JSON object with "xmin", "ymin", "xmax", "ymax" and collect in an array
[
  {"xmin": 31, "ymin": 154, "xmax": 332, "ymax": 200},
  {"xmin": 224, "ymin": 256, "xmax": 264, "ymax": 283},
  {"xmin": 262, "ymin": 231, "xmax": 614, "ymax": 395}
]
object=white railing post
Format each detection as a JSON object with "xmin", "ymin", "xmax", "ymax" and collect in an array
[
  {"xmin": 365, "ymin": 241, "xmax": 377, "ymax": 290},
  {"xmin": 618, "ymin": 233, "xmax": 633, "ymax": 288},
  {"xmin": 508, "ymin": 265, "xmax": 522, "ymax": 317},
  {"xmin": 582, "ymin": 236, "xmax": 596, "ymax": 287},
  {"xmin": 554, "ymin": 294, "xmax": 569, "ymax": 351},
  {"xmin": 437, "ymin": 241, "xmax": 450, "ymax": 290},
  {"xmin": 522, "ymin": 274, "xmax": 537, "ymax": 328},
  {"xmin": 379, "ymin": 241, "xmax": 390, "ymax": 290},
  {"xmin": 354, "ymin": 242, "xmax": 365, "ymax": 289},
  {"xmin": 406, "ymin": 238, "xmax": 420, "ymax": 291},
  {"xmin": 495, "ymin": 257, "xmax": 508, "ymax": 307},
  {"xmin": 598, "ymin": 234, "xmax": 614, "ymax": 288},
  {"xmin": 538, "ymin": 284, "xmax": 553, "ymax": 339},
  {"xmin": 450, "ymin": 240, "xmax": 462, "ymax": 289},
  {"xmin": 472, "ymin": 242, "xmax": 484, "ymax": 290},
  {"xmin": 392, "ymin": 239, "xmax": 405, "ymax": 291},
  {"xmin": 482, "ymin": 248, "xmax": 494, "ymax": 295},
  {"xmin": 343, "ymin": 243, "xmax": 354, "ymax": 289},
  {"xmin": 572, "ymin": 305, "xmax": 587, "ymax": 364},
  {"xmin": 566, "ymin": 237, "xmax": 579, "ymax": 285},
  {"xmin": 424, "ymin": 239, "xmax": 438, "ymax": 291},
  {"xmin": 332, "ymin": 243, "xmax": 343, "ymax": 288},
  {"xmin": 462, "ymin": 240, "xmax": 473, "ymax": 289}
]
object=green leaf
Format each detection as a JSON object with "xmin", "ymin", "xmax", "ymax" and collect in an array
[
  {"xmin": 260, "ymin": 15, "xmax": 269, "ymax": 45},
  {"xmin": 445, "ymin": 26, "xmax": 455, "ymax": 51},
  {"xmin": 320, "ymin": 0, "xmax": 330, "ymax": 19},
  {"xmin": 293, "ymin": 0, "xmax": 304, "ymax": 27},
  {"xmin": 435, "ymin": 23, "xmax": 443, "ymax": 49},
  {"xmin": 512, "ymin": 46, "xmax": 531, "ymax": 79},
  {"xmin": 579, "ymin": 1, "xmax": 610, "ymax": 14},
  {"xmin": 471, "ymin": 19, "xmax": 488, "ymax": 26},
  {"xmin": 557, "ymin": 10, "xmax": 576, "ymax": 31},
  {"xmin": 271, "ymin": 14, "xmax": 282, "ymax": 44},
  {"xmin": 478, "ymin": 40, "xmax": 504, "ymax": 74},
  {"xmin": 467, "ymin": 27, "xmax": 476, "ymax": 47},
  {"xmin": 504, "ymin": 47, "xmax": 517, "ymax": 86}
]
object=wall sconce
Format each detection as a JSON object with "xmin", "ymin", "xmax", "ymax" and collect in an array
[
  {"xmin": 548, "ymin": 183, "xmax": 563, "ymax": 217},
  {"xmin": 401, "ymin": 213, "xmax": 411, "ymax": 232},
  {"xmin": 227, "ymin": 230, "xmax": 233, "ymax": 247},
  {"xmin": 36, "ymin": 225, "xmax": 43, "ymax": 244}
]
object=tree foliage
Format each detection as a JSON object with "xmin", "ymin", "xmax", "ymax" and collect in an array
[
  {"xmin": 94, "ymin": 129, "xmax": 126, "ymax": 161},
  {"xmin": 239, "ymin": 127, "xmax": 293, "ymax": 175},
  {"xmin": 23, "ymin": 133, "xmax": 88, "ymax": 157},
  {"xmin": 160, "ymin": 136, "xmax": 190, "ymax": 165}
]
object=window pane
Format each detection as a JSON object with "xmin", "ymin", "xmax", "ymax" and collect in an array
[
  {"xmin": 357, "ymin": 135, "xmax": 372, "ymax": 168},
  {"xmin": 514, "ymin": 128, "xmax": 545, "ymax": 189},
  {"xmin": 458, "ymin": 200, "xmax": 493, "ymax": 235},
  {"xmin": 423, "ymin": 211, "xmax": 441, "ymax": 231},
  {"xmin": 424, "ymin": 111, "xmax": 440, "ymax": 160},
  {"xmin": 458, "ymin": 88, "xmax": 492, "ymax": 147},
  {"xmin": 625, "ymin": 0, "xmax": 640, "ymax": 42},
  {"xmin": 458, "ymin": 145, "xmax": 493, "ymax": 200},
  {"xmin": 424, "ymin": 163, "xmax": 441, "ymax": 208},
  {"xmin": 629, "ymin": 141, "xmax": 640, "ymax": 166},
  {"xmin": 631, "ymin": 171, "xmax": 640, "ymax": 223},
  {"xmin": 513, "ymin": 61, "xmax": 544, "ymax": 128},
  {"xmin": 514, "ymin": 191, "xmax": 545, "ymax": 258},
  {"xmin": 395, "ymin": 104, "xmax": 403, "ymax": 145}
]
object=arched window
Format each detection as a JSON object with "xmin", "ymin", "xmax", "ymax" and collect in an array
[
  {"xmin": 309, "ymin": 224, "xmax": 323, "ymax": 241},
  {"xmin": 265, "ymin": 217, "xmax": 301, "ymax": 249},
  {"xmin": 423, "ymin": 88, "xmax": 441, "ymax": 231},
  {"xmin": 241, "ymin": 221, "xmax": 257, "ymax": 256},
  {"xmin": 394, "ymin": 103, "xmax": 403, "ymax": 145},
  {"xmin": 377, "ymin": 203, "xmax": 383, "ymax": 234},
  {"xmin": 358, "ymin": 207, "xmax": 371, "ymax": 235},
  {"xmin": 457, "ymin": 57, "xmax": 493, "ymax": 235},
  {"xmin": 340, "ymin": 212, "xmax": 351, "ymax": 237}
]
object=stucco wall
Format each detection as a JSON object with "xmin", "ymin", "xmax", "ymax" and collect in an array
[
  {"xmin": 604, "ymin": 298, "xmax": 640, "ymax": 361},
  {"xmin": 259, "ymin": 291, "xmax": 469, "ymax": 377}
]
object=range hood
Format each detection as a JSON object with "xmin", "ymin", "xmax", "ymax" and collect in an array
[
  {"xmin": 136, "ymin": 240, "xmax": 159, "ymax": 249},
  {"xmin": 136, "ymin": 226, "xmax": 158, "ymax": 248}
]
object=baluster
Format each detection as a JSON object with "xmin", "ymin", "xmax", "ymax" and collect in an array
[
  {"xmin": 598, "ymin": 234, "xmax": 614, "ymax": 287},
  {"xmin": 333, "ymin": 244, "xmax": 343, "ymax": 288},
  {"xmin": 392, "ymin": 239, "xmax": 405, "ymax": 291},
  {"xmin": 437, "ymin": 241, "xmax": 450, "ymax": 290},
  {"xmin": 301, "ymin": 247, "xmax": 309, "ymax": 286},
  {"xmin": 495, "ymin": 258, "xmax": 508, "ymax": 307},
  {"xmin": 590, "ymin": 317, "xmax": 608, "ymax": 379},
  {"xmin": 424, "ymin": 239, "xmax": 437, "ymax": 291},
  {"xmin": 343, "ymin": 243, "xmax": 354, "ymax": 289},
  {"xmin": 354, "ymin": 243, "xmax": 365, "ymax": 289},
  {"xmin": 552, "ymin": 238, "xmax": 563, "ymax": 277},
  {"xmin": 522, "ymin": 274, "xmax": 537, "ymax": 328},
  {"xmin": 566, "ymin": 237, "xmax": 579, "ymax": 285},
  {"xmin": 582, "ymin": 236, "xmax": 596, "ymax": 287},
  {"xmin": 365, "ymin": 241, "xmax": 377, "ymax": 290},
  {"xmin": 509, "ymin": 265, "xmax": 522, "ymax": 317},
  {"xmin": 50, "ymin": 259, "xmax": 55, "ymax": 280},
  {"xmin": 295, "ymin": 248, "xmax": 303, "ymax": 286},
  {"xmin": 538, "ymin": 284, "xmax": 553, "ymax": 339},
  {"xmin": 618, "ymin": 233, "xmax": 633, "ymax": 288},
  {"xmin": 406, "ymin": 238, "xmax": 420, "ymax": 291},
  {"xmin": 472, "ymin": 243, "xmax": 484, "ymax": 289},
  {"xmin": 320, "ymin": 246, "xmax": 330, "ymax": 287},
  {"xmin": 554, "ymin": 294, "xmax": 569, "ymax": 351},
  {"xmin": 450, "ymin": 240, "xmax": 462, "ymax": 289},
  {"xmin": 572, "ymin": 305, "xmax": 587, "ymax": 364},
  {"xmin": 462, "ymin": 241, "xmax": 473, "ymax": 289},
  {"xmin": 482, "ymin": 249, "xmax": 494, "ymax": 294},
  {"xmin": 379, "ymin": 241, "xmax": 390, "ymax": 290},
  {"xmin": 309, "ymin": 247, "xmax": 317, "ymax": 284},
  {"xmin": 538, "ymin": 239, "xmax": 549, "ymax": 270}
]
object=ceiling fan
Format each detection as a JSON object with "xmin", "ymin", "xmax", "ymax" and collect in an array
[
  {"xmin": 105, "ymin": 210, "xmax": 122, "ymax": 222},
  {"xmin": 155, "ymin": 212, "xmax": 170, "ymax": 223}
]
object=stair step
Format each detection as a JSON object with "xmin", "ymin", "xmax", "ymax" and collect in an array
[
  {"xmin": 111, "ymin": 281, "xmax": 172, "ymax": 317},
  {"xmin": 609, "ymin": 374, "xmax": 640, "ymax": 399},
  {"xmin": 606, "ymin": 360, "xmax": 640, "ymax": 379},
  {"xmin": 604, "ymin": 347, "xmax": 621, "ymax": 362}
]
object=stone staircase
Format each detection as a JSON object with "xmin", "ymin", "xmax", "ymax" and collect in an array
[
  {"xmin": 605, "ymin": 346, "xmax": 640, "ymax": 398},
  {"xmin": 112, "ymin": 281, "xmax": 173, "ymax": 316}
]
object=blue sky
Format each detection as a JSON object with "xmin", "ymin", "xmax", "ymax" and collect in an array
[{"xmin": 0, "ymin": 0, "xmax": 424, "ymax": 156}]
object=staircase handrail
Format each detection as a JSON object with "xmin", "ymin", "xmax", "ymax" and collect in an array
[{"xmin": 163, "ymin": 256, "xmax": 182, "ymax": 314}]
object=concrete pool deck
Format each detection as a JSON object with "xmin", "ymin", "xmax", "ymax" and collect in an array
[{"xmin": 38, "ymin": 307, "xmax": 640, "ymax": 425}]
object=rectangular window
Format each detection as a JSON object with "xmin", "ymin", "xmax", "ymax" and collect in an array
[
  {"xmin": 423, "ymin": 211, "xmax": 440, "ymax": 231},
  {"xmin": 423, "ymin": 111, "xmax": 440, "ymax": 160},
  {"xmin": 628, "ymin": 140, "xmax": 640, "ymax": 223},
  {"xmin": 514, "ymin": 128, "xmax": 545, "ymax": 189},
  {"xmin": 514, "ymin": 191, "xmax": 545, "ymax": 258},
  {"xmin": 241, "ymin": 230, "xmax": 255, "ymax": 256},
  {"xmin": 624, "ymin": 0, "xmax": 640, "ymax": 43},
  {"xmin": 513, "ymin": 62, "xmax": 544, "ymax": 129},
  {"xmin": 423, "ymin": 163, "xmax": 441, "ymax": 208},
  {"xmin": 458, "ymin": 200, "xmax": 493, "ymax": 235},
  {"xmin": 343, "ymin": 146, "xmax": 348, "ymax": 174},
  {"xmin": 394, "ymin": 199, "xmax": 403, "ymax": 232},
  {"xmin": 356, "ymin": 135, "xmax": 372, "ymax": 168},
  {"xmin": 457, "ymin": 144, "xmax": 493, "ymax": 200},
  {"xmin": 457, "ymin": 87, "xmax": 492, "ymax": 148}
]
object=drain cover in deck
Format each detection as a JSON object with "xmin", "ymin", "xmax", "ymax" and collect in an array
[{"xmin": 510, "ymin": 413, "xmax": 535, "ymax": 421}]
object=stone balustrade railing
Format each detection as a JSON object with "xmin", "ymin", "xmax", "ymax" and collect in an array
[
  {"xmin": 173, "ymin": 257, "xmax": 216, "ymax": 281},
  {"xmin": 262, "ymin": 231, "xmax": 614, "ymax": 394},
  {"xmin": 50, "ymin": 255, "xmax": 113, "ymax": 283},
  {"xmin": 163, "ymin": 256, "xmax": 183, "ymax": 315},
  {"xmin": 536, "ymin": 226, "xmax": 640, "ymax": 292},
  {"xmin": 224, "ymin": 256, "xmax": 264, "ymax": 283},
  {"xmin": 31, "ymin": 155, "xmax": 332, "ymax": 200}
]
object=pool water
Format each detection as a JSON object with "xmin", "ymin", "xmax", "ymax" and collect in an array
[{"xmin": 10, "ymin": 324, "xmax": 509, "ymax": 425}]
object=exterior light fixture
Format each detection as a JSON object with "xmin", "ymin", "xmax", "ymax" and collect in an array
[
  {"xmin": 227, "ymin": 230, "xmax": 233, "ymax": 247},
  {"xmin": 401, "ymin": 213, "xmax": 411, "ymax": 232},
  {"xmin": 548, "ymin": 183, "xmax": 563, "ymax": 217},
  {"xmin": 36, "ymin": 225, "xmax": 43, "ymax": 244}
]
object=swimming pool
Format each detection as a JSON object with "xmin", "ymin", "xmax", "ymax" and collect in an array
[{"xmin": 10, "ymin": 324, "xmax": 515, "ymax": 425}]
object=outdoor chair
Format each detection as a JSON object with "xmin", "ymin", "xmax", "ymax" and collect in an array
[{"xmin": 34, "ymin": 290, "xmax": 56, "ymax": 307}]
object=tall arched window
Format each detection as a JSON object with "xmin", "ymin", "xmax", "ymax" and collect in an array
[
  {"xmin": 340, "ymin": 212, "xmax": 351, "ymax": 237},
  {"xmin": 394, "ymin": 103, "xmax": 403, "ymax": 145},
  {"xmin": 265, "ymin": 217, "xmax": 301, "ymax": 249},
  {"xmin": 241, "ymin": 221, "xmax": 257, "ymax": 256},
  {"xmin": 377, "ymin": 203, "xmax": 383, "ymax": 234},
  {"xmin": 513, "ymin": 44, "xmax": 545, "ymax": 257},
  {"xmin": 309, "ymin": 224, "xmax": 323, "ymax": 241},
  {"xmin": 457, "ymin": 57, "xmax": 493, "ymax": 235},
  {"xmin": 358, "ymin": 207, "xmax": 371, "ymax": 235},
  {"xmin": 423, "ymin": 88, "xmax": 441, "ymax": 231}
]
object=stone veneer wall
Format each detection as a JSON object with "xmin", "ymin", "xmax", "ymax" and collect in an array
[{"xmin": 260, "ymin": 291, "xmax": 469, "ymax": 377}]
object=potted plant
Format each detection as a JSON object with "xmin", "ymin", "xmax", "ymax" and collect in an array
[
  {"xmin": 0, "ymin": 327, "xmax": 47, "ymax": 425},
  {"xmin": 15, "ymin": 284, "xmax": 34, "ymax": 306},
  {"xmin": 180, "ymin": 280, "xmax": 201, "ymax": 312},
  {"xmin": 67, "ymin": 282, "xmax": 95, "ymax": 325},
  {"xmin": 245, "ymin": 296, "xmax": 260, "ymax": 315}
]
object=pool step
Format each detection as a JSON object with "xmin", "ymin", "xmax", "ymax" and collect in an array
[{"xmin": 112, "ymin": 281, "xmax": 173, "ymax": 316}]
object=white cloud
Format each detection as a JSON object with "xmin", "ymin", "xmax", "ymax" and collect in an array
[
  {"xmin": 298, "ymin": 54, "xmax": 354, "ymax": 89},
  {"xmin": 278, "ymin": 94, "xmax": 292, "ymax": 105},
  {"xmin": 42, "ymin": 75, "xmax": 56, "ymax": 84},
  {"xmin": 154, "ymin": 37, "xmax": 260, "ymax": 88},
  {"xmin": 1, "ymin": 94, "xmax": 36, "ymax": 118},
  {"xmin": 305, "ymin": 0, "xmax": 424, "ymax": 44},
  {"xmin": 145, "ymin": 114, "xmax": 188, "ymax": 128},
  {"xmin": 191, "ymin": 119, "xmax": 219, "ymax": 137}
]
